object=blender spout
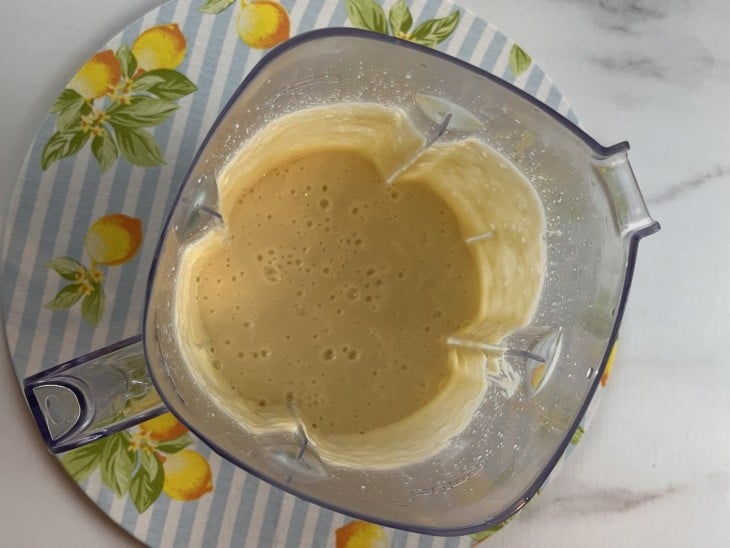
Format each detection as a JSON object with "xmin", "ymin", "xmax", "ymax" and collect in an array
[{"xmin": 595, "ymin": 148, "xmax": 660, "ymax": 239}]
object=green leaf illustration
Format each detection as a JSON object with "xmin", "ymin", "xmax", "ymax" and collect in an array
[
  {"xmin": 388, "ymin": 0, "xmax": 412, "ymax": 35},
  {"xmin": 60, "ymin": 437, "xmax": 107, "ymax": 482},
  {"xmin": 410, "ymin": 11, "xmax": 460, "ymax": 47},
  {"xmin": 470, "ymin": 521, "xmax": 507, "ymax": 543},
  {"xmin": 154, "ymin": 434, "xmax": 192, "ymax": 454},
  {"xmin": 199, "ymin": 0, "xmax": 235, "ymax": 15},
  {"xmin": 47, "ymin": 256, "xmax": 88, "ymax": 281},
  {"xmin": 81, "ymin": 282, "xmax": 105, "ymax": 327},
  {"xmin": 107, "ymin": 96, "xmax": 178, "ymax": 128},
  {"xmin": 100, "ymin": 432, "xmax": 136, "ymax": 497},
  {"xmin": 91, "ymin": 132, "xmax": 119, "ymax": 173},
  {"xmin": 57, "ymin": 100, "xmax": 92, "ymax": 133},
  {"xmin": 41, "ymin": 130, "xmax": 91, "ymax": 170},
  {"xmin": 117, "ymin": 44, "xmax": 138, "ymax": 80},
  {"xmin": 50, "ymin": 89, "xmax": 83, "ymax": 114},
  {"xmin": 346, "ymin": 0, "xmax": 387, "ymax": 34},
  {"xmin": 51, "ymin": 89, "xmax": 91, "ymax": 133},
  {"xmin": 133, "ymin": 69, "xmax": 198, "ymax": 101},
  {"xmin": 570, "ymin": 425, "xmax": 584, "ymax": 445},
  {"xmin": 46, "ymin": 283, "xmax": 85, "ymax": 310},
  {"xmin": 112, "ymin": 125, "xmax": 166, "ymax": 166},
  {"xmin": 129, "ymin": 450, "xmax": 164, "ymax": 513},
  {"xmin": 509, "ymin": 44, "xmax": 532, "ymax": 76}
]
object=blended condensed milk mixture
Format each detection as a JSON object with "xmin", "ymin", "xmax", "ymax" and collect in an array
[{"xmin": 174, "ymin": 103, "xmax": 546, "ymax": 468}]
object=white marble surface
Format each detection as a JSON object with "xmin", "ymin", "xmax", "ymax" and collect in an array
[{"xmin": 1, "ymin": 0, "xmax": 728, "ymax": 546}]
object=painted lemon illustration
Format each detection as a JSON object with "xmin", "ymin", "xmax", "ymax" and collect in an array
[
  {"xmin": 162, "ymin": 449, "xmax": 213, "ymax": 501},
  {"xmin": 601, "ymin": 341, "xmax": 618, "ymax": 386},
  {"xmin": 47, "ymin": 213, "xmax": 143, "ymax": 325},
  {"xmin": 44, "ymin": 22, "xmax": 196, "ymax": 172},
  {"xmin": 84, "ymin": 214, "xmax": 143, "ymax": 267},
  {"xmin": 530, "ymin": 362, "xmax": 546, "ymax": 390},
  {"xmin": 68, "ymin": 50, "xmax": 122, "ymax": 99},
  {"xmin": 139, "ymin": 412, "xmax": 188, "ymax": 442},
  {"xmin": 131, "ymin": 23, "xmax": 187, "ymax": 71},
  {"xmin": 335, "ymin": 520, "xmax": 389, "ymax": 548},
  {"xmin": 236, "ymin": 0, "xmax": 290, "ymax": 49}
]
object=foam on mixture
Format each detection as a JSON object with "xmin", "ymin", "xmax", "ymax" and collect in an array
[{"xmin": 175, "ymin": 103, "xmax": 545, "ymax": 468}]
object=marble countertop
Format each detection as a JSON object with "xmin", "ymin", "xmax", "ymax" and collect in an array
[{"xmin": 1, "ymin": 0, "xmax": 728, "ymax": 546}]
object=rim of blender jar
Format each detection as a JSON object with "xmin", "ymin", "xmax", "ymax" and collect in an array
[{"xmin": 144, "ymin": 28, "xmax": 660, "ymax": 536}]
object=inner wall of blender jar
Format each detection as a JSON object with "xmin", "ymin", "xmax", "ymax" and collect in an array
[{"xmin": 151, "ymin": 34, "xmax": 632, "ymax": 530}]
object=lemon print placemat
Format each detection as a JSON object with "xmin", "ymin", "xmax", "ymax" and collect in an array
[{"xmin": 1, "ymin": 0, "xmax": 590, "ymax": 546}]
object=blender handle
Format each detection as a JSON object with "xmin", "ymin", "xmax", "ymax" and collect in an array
[
  {"xmin": 598, "ymin": 150, "xmax": 660, "ymax": 239},
  {"xmin": 23, "ymin": 335, "xmax": 167, "ymax": 454}
]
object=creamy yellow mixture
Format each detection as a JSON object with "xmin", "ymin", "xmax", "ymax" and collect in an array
[{"xmin": 175, "ymin": 103, "xmax": 545, "ymax": 468}]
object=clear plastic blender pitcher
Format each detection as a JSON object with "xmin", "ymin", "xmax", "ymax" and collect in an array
[{"xmin": 23, "ymin": 28, "xmax": 659, "ymax": 535}]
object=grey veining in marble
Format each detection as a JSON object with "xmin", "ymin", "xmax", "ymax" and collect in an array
[
  {"xmin": 648, "ymin": 165, "xmax": 730, "ymax": 205},
  {"xmin": 582, "ymin": 1, "xmax": 720, "ymax": 86},
  {"xmin": 591, "ymin": 0, "xmax": 678, "ymax": 31},
  {"xmin": 547, "ymin": 484, "xmax": 683, "ymax": 514}
]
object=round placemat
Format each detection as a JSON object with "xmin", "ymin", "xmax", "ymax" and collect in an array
[{"xmin": 1, "ymin": 0, "xmax": 586, "ymax": 545}]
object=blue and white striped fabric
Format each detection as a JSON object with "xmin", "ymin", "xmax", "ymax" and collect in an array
[{"xmin": 1, "ymin": 0, "xmax": 577, "ymax": 545}]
